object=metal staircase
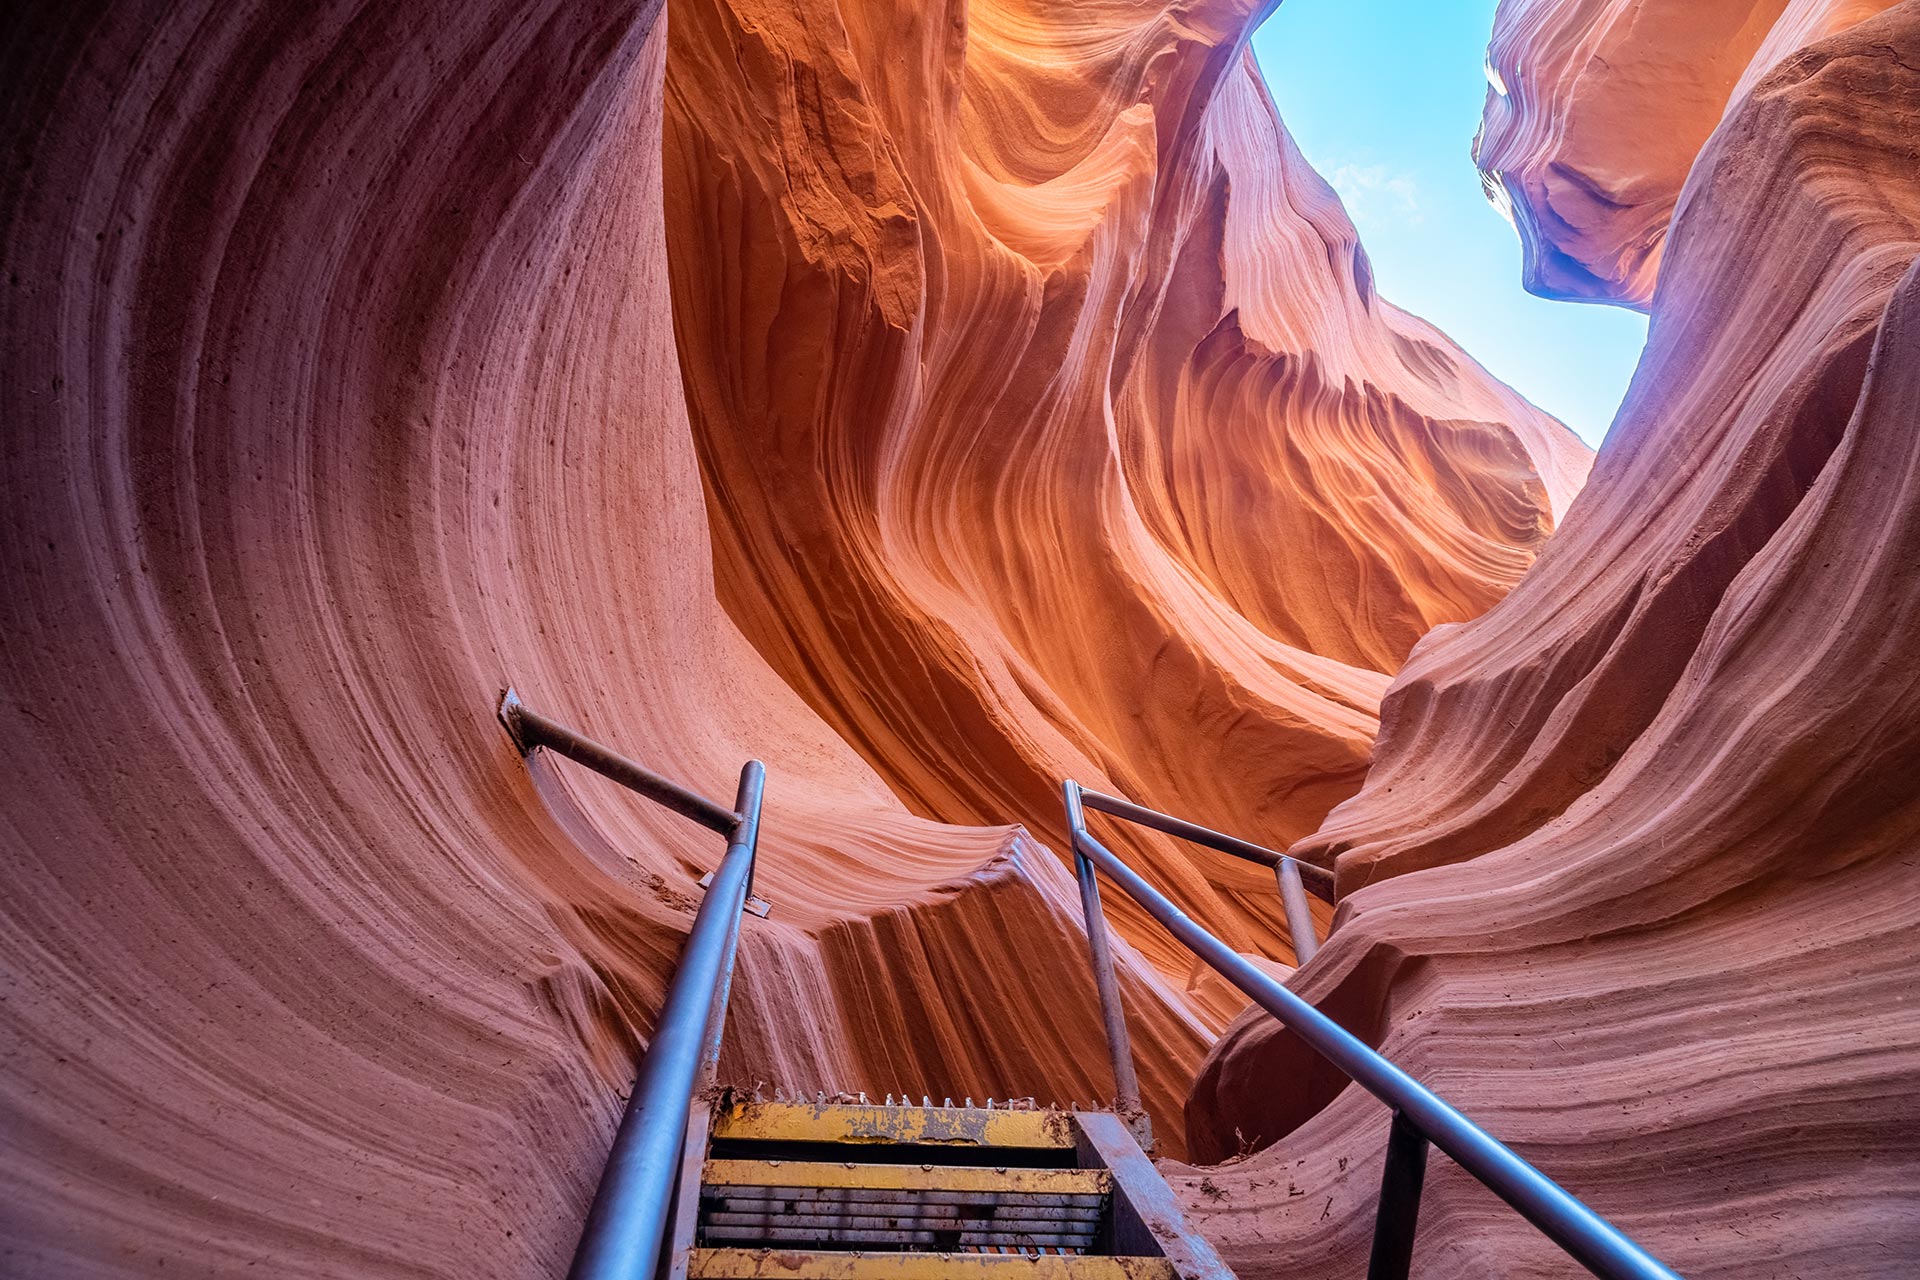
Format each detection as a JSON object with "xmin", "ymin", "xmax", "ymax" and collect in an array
[
  {"xmin": 499, "ymin": 689, "xmax": 1684, "ymax": 1280},
  {"xmin": 673, "ymin": 1097, "xmax": 1226, "ymax": 1280}
]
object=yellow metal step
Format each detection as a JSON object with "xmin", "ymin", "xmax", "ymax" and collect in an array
[
  {"xmin": 714, "ymin": 1102, "xmax": 1076, "ymax": 1151},
  {"xmin": 689, "ymin": 1249, "xmax": 1179, "ymax": 1280},
  {"xmin": 704, "ymin": 1161, "xmax": 1109, "ymax": 1198}
]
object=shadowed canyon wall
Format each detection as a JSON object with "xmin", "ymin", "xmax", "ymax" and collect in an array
[
  {"xmin": 1190, "ymin": 4, "xmax": 1920, "ymax": 1277},
  {"xmin": 1, "ymin": 0, "xmax": 1584, "ymax": 1275}
]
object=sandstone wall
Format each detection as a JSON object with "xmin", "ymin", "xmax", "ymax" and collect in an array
[
  {"xmin": 1476, "ymin": 0, "xmax": 1902, "ymax": 306},
  {"xmin": 664, "ymin": 0, "xmax": 1587, "ymax": 966},
  {"xmin": 0, "ymin": 1, "xmax": 1187, "ymax": 1270},
  {"xmin": 1191, "ymin": 7, "xmax": 1920, "ymax": 1277},
  {"xmin": 0, "ymin": 0, "xmax": 1586, "ymax": 1273}
]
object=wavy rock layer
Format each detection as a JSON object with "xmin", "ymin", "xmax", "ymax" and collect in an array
[
  {"xmin": 1477, "ymin": 0, "xmax": 1900, "ymax": 306},
  {"xmin": 0, "ymin": 1, "xmax": 1206, "ymax": 1271},
  {"xmin": 0, "ymin": 0, "xmax": 1585, "ymax": 1274},
  {"xmin": 664, "ymin": 0, "xmax": 1588, "ymax": 971},
  {"xmin": 1191, "ymin": 7, "xmax": 1920, "ymax": 1278}
]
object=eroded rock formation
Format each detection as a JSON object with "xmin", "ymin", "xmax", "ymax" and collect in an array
[
  {"xmin": 0, "ymin": 0, "xmax": 1196, "ymax": 1269},
  {"xmin": 664, "ymin": 0, "xmax": 1587, "ymax": 970},
  {"xmin": 1, "ymin": 0, "xmax": 1584, "ymax": 1274},
  {"xmin": 1190, "ymin": 5, "xmax": 1920, "ymax": 1277},
  {"xmin": 1477, "ymin": 0, "xmax": 1901, "ymax": 306}
]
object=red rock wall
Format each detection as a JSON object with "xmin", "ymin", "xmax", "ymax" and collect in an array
[
  {"xmin": 663, "ymin": 0, "xmax": 1587, "ymax": 969},
  {"xmin": 0, "ymin": 0, "xmax": 1196, "ymax": 1270},
  {"xmin": 0, "ymin": 0, "xmax": 1587, "ymax": 1274},
  {"xmin": 1477, "ymin": 0, "xmax": 1901, "ymax": 307},
  {"xmin": 1190, "ymin": 6, "xmax": 1920, "ymax": 1277}
]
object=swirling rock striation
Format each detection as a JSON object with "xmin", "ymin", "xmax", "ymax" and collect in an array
[
  {"xmin": 1477, "ymin": 0, "xmax": 1901, "ymax": 306},
  {"xmin": 664, "ymin": 0, "xmax": 1588, "ymax": 973},
  {"xmin": 0, "ymin": 0, "xmax": 1191, "ymax": 1271},
  {"xmin": 0, "ymin": 0, "xmax": 1584, "ymax": 1275},
  {"xmin": 1191, "ymin": 6, "xmax": 1920, "ymax": 1278}
]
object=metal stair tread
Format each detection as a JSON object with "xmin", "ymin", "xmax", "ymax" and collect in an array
[
  {"xmin": 704, "ymin": 1160, "xmax": 1110, "ymax": 1197},
  {"xmin": 702, "ymin": 1186, "xmax": 1105, "ymax": 1210},
  {"xmin": 703, "ymin": 1204, "xmax": 1100, "ymax": 1227},
  {"xmin": 713, "ymin": 1102, "xmax": 1076, "ymax": 1151},
  {"xmin": 688, "ymin": 1248, "xmax": 1181, "ymax": 1280}
]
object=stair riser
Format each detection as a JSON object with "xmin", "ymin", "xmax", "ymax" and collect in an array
[{"xmin": 704, "ymin": 1161, "xmax": 1108, "ymax": 1197}]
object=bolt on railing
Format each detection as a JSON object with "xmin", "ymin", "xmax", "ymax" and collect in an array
[
  {"xmin": 1060, "ymin": 778, "xmax": 1680, "ymax": 1280},
  {"xmin": 500, "ymin": 689, "xmax": 764, "ymax": 1280}
]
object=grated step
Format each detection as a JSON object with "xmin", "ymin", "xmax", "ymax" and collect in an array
[
  {"xmin": 688, "ymin": 1249, "xmax": 1180, "ymax": 1280},
  {"xmin": 704, "ymin": 1160, "xmax": 1109, "ymax": 1198}
]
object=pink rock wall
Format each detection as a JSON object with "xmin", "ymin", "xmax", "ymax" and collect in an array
[
  {"xmin": 0, "ymin": 1, "xmax": 1197, "ymax": 1270},
  {"xmin": 0, "ymin": 0, "xmax": 1586, "ymax": 1273},
  {"xmin": 1189, "ymin": 7, "xmax": 1920, "ymax": 1277}
]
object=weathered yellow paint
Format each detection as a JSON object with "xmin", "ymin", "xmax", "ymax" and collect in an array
[
  {"xmin": 689, "ymin": 1249, "xmax": 1178, "ymax": 1280},
  {"xmin": 713, "ymin": 1102, "xmax": 1077, "ymax": 1150},
  {"xmin": 703, "ymin": 1160, "xmax": 1109, "ymax": 1198}
]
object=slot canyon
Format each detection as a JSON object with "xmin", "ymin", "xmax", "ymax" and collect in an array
[{"xmin": 1, "ymin": 0, "xmax": 1915, "ymax": 1276}]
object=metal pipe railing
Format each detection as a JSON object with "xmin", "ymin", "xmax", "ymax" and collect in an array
[
  {"xmin": 1076, "ymin": 785, "xmax": 1335, "ymax": 898},
  {"xmin": 1061, "ymin": 782, "xmax": 1144, "ymax": 1124},
  {"xmin": 1064, "ymin": 782, "xmax": 1324, "ymax": 1146},
  {"xmin": 1061, "ymin": 781, "xmax": 1681, "ymax": 1280},
  {"xmin": 1276, "ymin": 856, "xmax": 1320, "ymax": 964},
  {"xmin": 1066, "ymin": 782, "xmax": 1327, "ymax": 973},
  {"xmin": 502, "ymin": 687, "xmax": 740, "ymax": 834},
  {"xmin": 499, "ymin": 689, "xmax": 764, "ymax": 1280}
]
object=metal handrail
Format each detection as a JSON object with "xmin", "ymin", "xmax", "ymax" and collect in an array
[
  {"xmin": 500, "ymin": 689, "xmax": 765, "ymax": 1280},
  {"xmin": 1063, "ymin": 782, "xmax": 1332, "ymax": 1132},
  {"xmin": 1075, "ymin": 784, "xmax": 1331, "ymax": 963},
  {"xmin": 502, "ymin": 689, "xmax": 741, "ymax": 834},
  {"xmin": 1062, "ymin": 779, "xmax": 1681, "ymax": 1280},
  {"xmin": 1075, "ymin": 786, "xmax": 1336, "ymax": 895}
]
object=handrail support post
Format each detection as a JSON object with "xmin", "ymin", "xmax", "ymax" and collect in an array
[
  {"xmin": 1367, "ymin": 1110, "xmax": 1430, "ymax": 1280},
  {"xmin": 1062, "ymin": 782, "xmax": 1147, "ymax": 1146},
  {"xmin": 696, "ymin": 762, "xmax": 765, "ymax": 1087},
  {"xmin": 1277, "ymin": 857, "xmax": 1320, "ymax": 964}
]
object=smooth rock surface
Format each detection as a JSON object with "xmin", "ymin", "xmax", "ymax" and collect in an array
[
  {"xmin": 664, "ymin": 0, "xmax": 1588, "ymax": 966},
  {"xmin": 0, "ymin": 0, "xmax": 1583, "ymax": 1274},
  {"xmin": 1477, "ymin": 0, "xmax": 1901, "ymax": 306},
  {"xmin": 1192, "ymin": 7, "xmax": 1920, "ymax": 1277}
]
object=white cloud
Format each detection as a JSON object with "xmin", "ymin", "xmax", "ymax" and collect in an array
[{"xmin": 1327, "ymin": 164, "xmax": 1423, "ymax": 230}]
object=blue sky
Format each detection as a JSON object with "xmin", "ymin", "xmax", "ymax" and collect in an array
[{"xmin": 1250, "ymin": 0, "xmax": 1647, "ymax": 445}]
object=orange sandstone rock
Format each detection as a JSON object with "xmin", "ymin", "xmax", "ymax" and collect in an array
[
  {"xmin": 0, "ymin": 0, "xmax": 1584, "ymax": 1273},
  {"xmin": 1193, "ymin": 7, "xmax": 1920, "ymax": 1277},
  {"xmin": 664, "ymin": 0, "xmax": 1588, "ymax": 979}
]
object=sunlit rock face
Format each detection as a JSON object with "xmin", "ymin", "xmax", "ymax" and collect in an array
[
  {"xmin": 1, "ymin": 0, "xmax": 1588, "ymax": 1272},
  {"xmin": 1477, "ymin": 0, "xmax": 1900, "ymax": 307},
  {"xmin": 663, "ymin": 0, "xmax": 1588, "ymax": 978},
  {"xmin": 1191, "ymin": 7, "xmax": 1920, "ymax": 1278}
]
